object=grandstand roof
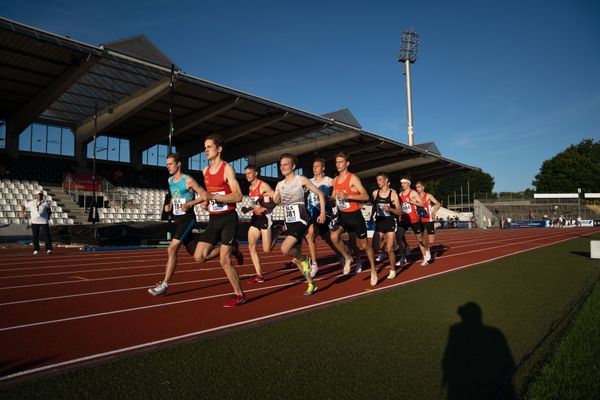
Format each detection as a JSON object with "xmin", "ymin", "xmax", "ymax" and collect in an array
[{"xmin": 0, "ymin": 16, "xmax": 477, "ymax": 182}]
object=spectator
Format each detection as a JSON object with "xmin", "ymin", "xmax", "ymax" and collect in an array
[{"xmin": 20, "ymin": 191, "xmax": 53, "ymax": 255}]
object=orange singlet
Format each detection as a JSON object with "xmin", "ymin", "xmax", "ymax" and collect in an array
[{"xmin": 333, "ymin": 173, "xmax": 361, "ymax": 213}]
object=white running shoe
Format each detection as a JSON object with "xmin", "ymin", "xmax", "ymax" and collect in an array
[
  {"xmin": 375, "ymin": 252, "xmax": 388, "ymax": 262},
  {"xmin": 387, "ymin": 270, "xmax": 397, "ymax": 280},
  {"xmin": 148, "ymin": 281, "xmax": 168, "ymax": 296},
  {"xmin": 309, "ymin": 262, "xmax": 319, "ymax": 278},
  {"xmin": 420, "ymin": 260, "xmax": 429, "ymax": 267},
  {"xmin": 370, "ymin": 271, "xmax": 378, "ymax": 286},
  {"xmin": 47, "ymin": 249, "xmax": 52, "ymax": 255},
  {"xmin": 342, "ymin": 258, "xmax": 352, "ymax": 275},
  {"xmin": 424, "ymin": 250, "xmax": 431, "ymax": 263},
  {"xmin": 396, "ymin": 257, "xmax": 407, "ymax": 267},
  {"xmin": 33, "ymin": 250, "xmax": 38, "ymax": 255}
]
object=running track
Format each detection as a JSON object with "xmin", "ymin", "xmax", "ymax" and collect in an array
[{"xmin": 1, "ymin": 227, "xmax": 597, "ymax": 382}]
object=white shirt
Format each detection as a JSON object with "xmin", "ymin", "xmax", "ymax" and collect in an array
[{"xmin": 24, "ymin": 200, "xmax": 51, "ymax": 224}]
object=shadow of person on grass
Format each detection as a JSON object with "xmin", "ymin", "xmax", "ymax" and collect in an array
[{"xmin": 442, "ymin": 302, "xmax": 517, "ymax": 400}]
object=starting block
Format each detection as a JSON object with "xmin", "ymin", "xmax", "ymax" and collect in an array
[{"xmin": 591, "ymin": 241, "xmax": 600, "ymax": 259}]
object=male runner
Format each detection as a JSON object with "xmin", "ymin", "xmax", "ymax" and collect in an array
[
  {"xmin": 241, "ymin": 165, "xmax": 275, "ymax": 283},
  {"xmin": 273, "ymin": 153, "xmax": 326, "ymax": 296},
  {"xmin": 148, "ymin": 153, "xmax": 207, "ymax": 296},
  {"xmin": 193, "ymin": 134, "xmax": 246, "ymax": 307},
  {"xmin": 371, "ymin": 172, "xmax": 401, "ymax": 279},
  {"xmin": 329, "ymin": 152, "xmax": 378, "ymax": 286},
  {"xmin": 305, "ymin": 158, "xmax": 350, "ymax": 278},
  {"xmin": 389, "ymin": 177, "xmax": 430, "ymax": 266},
  {"xmin": 415, "ymin": 180, "xmax": 441, "ymax": 258}
]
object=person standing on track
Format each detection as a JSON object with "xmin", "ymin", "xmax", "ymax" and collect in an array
[
  {"xmin": 193, "ymin": 134, "xmax": 246, "ymax": 307},
  {"xmin": 372, "ymin": 172, "xmax": 401, "ymax": 279},
  {"xmin": 329, "ymin": 152, "xmax": 378, "ymax": 286},
  {"xmin": 305, "ymin": 158, "xmax": 349, "ymax": 278},
  {"xmin": 415, "ymin": 181, "xmax": 441, "ymax": 258},
  {"xmin": 241, "ymin": 165, "xmax": 275, "ymax": 283},
  {"xmin": 273, "ymin": 153, "xmax": 326, "ymax": 296},
  {"xmin": 389, "ymin": 177, "xmax": 430, "ymax": 266},
  {"xmin": 20, "ymin": 191, "xmax": 53, "ymax": 255},
  {"xmin": 148, "ymin": 153, "xmax": 208, "ymax": 296}
]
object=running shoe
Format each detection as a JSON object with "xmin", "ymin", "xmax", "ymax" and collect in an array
[
  {"xmin": 148, "ymin": 281, "xmax": 168, "ymax": 296},
  {"xmin": 342, "ymin": 257, "xmax": 352, "ymax": 275},
  {"xmin": 223, "ymin": 294, "xmax": 246, "ymax": 307},
  {"xmin": 304, "ymin": 282, "xmax": 318, "ymax": 296},
  {"xmin": 370, "ymin": 272, "xmax": 378, "ymax": 286},
  {"xmin": 424, "ymin": 250, "xmax": 431, "ymax": 263},
  {"xmin": 387, "ymin": 270, "xmax": 397, "ymax": 280},
  {"xmin": 32, "ymin": 250, "xmax": 38, "ymax": 255},
  {"xmin": 375, "ymin": 252, "xmax": 388, "ymax": 262},
  {"xmin": 309, "ymin": 262, "xmax": 319, "ymax": 278},
  {"xmin": 300, "ymin": 257, "xmax": 312, "ymax": 277},
  {"xmin": 246, "ymin": 275, "xmax": 265, "ymax": 283},
  {"xmin": 47, "ymin": 249, "xmax": 52, "ymax": 254},
  {"xmin": 356, "ymin": 259, "xmax": 363, "ymax": 274},
  {"xmin": 420, "ymin": 260, "xmax": 429, "ymax": 267},
  {"xmin": 396, "ymin": 256, "xmax": 407, "ymax": 267}
]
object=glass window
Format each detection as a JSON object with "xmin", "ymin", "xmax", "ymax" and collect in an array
[
  {"xmin": 120, "ymin": 140, "xmax": 130, "ymax": 163},
  {"xmin": 19, "ymin": 125, "xmax": 32, "ymax": 151},
  {"xmin": 143, "ymin": 144, "xmax": 174, "ymax": 166},
  {"xmin": 31, "ymin": 124, "xmax": 47, "ymax": 153},
  {"xmin": 46, "ymin": 125, "xmax": 62, "ymax": 155},
  {"xmin": 108, "ymin": 137, "xmax": 120, "ymax": 161},
  {"xmin": 61, "ymin": 128, "xmax": 74, "ymax": 156},
  {"xmin": 0, "ymin": 120, "xmax": 5, "ymax": 149}
]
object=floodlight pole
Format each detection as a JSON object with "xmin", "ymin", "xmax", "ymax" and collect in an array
[{"xmin": 398, "ymin": 30, "xmax": 419, "ymax": 146}]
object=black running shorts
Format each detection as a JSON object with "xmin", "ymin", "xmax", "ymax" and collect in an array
[
  {"xmin": 250, "ymin": 213, "xmax": 272, "ymax": 230},
  {"xmin": 397, "ymin": 219, "xmax": 423, "ymax": 235},
  {"xmin": 375, "ymin": 217, "xmax": 397, "ymax": 234},
  {"xmin": 173, "ymin": 213, "xmax": 196, "ymax": 244},
  {"xmin": 284, "ymin": 221, "xmax": 308, "ymax": 242},
  {"xmin": 335, "ymin": 210, "xmax": 368, "ymax": 239},
  {"xmin": 199, "ymin": 211, "xmax": 238, "ymax": 246}
]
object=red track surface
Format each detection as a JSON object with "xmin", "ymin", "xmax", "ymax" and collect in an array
[{"xmin": 1, "ymin": 227, "xmax": 597, "ymax": 381}]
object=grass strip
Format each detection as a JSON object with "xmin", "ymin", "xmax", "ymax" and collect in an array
[
  {"xmin": 2, "ymin": 232, "xmax": 599, "ymax": 399},
  {"xmin": 525, "ymin": 274, "xmax": 600, "ymax": 399}
]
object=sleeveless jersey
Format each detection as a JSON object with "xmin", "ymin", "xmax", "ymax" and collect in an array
[
  {"xmin": 333, "ymin": 173, "xmax": 361, "ymax": 213},
  {"xmin": 419, "ymin": 191, "xmax": 431, "ymax": 222},
  {"xmin": 307, "ymin": 176, "xmax": 333, "ymax": 218},
  {"xmin": 169, "ymin": 174, "xmax": 195, "ymax": 217},
  {"xmin": 249, "ymin": 180, "xmax": 271, "ymax": 216},
  {"xmin": 279, "ymin": 175, "xmax": 308, "ymax": 225},
  {"xmin": 373, "ymin": 188, "xmax": 396, "ymax": 220},
  {"xmin": 203, "ymin": 162, "xmax": 236, "ymax": 215},
  {"xmin": 399, "ymin": 189, "xmax": 420, "ymax": 224}
]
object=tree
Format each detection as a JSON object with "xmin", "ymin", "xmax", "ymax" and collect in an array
[
  {"xmin": 427, "ymin": 170, "xmax": 495, "ymax": 206},
  {"xmin": 532, "ymin": 139, "xmax": 600, "ymax": 192}
]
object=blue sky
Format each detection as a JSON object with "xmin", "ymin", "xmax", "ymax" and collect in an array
[{"xmin": 4, "ymin": 0, "xmax": 599, "ymax": 192}]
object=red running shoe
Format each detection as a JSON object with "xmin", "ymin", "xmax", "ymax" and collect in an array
[
  {"xmin": 223, "ymin": 294, "xmax": 246, "ymax": 307},
  {"xmin": 246, "ymin": 275, "xmax": 265, "ymax": 283}
]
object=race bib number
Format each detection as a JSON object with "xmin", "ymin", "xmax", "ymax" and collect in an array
[
  {"xmin": 173, "ymin": 198, "xmax": 186, "ymax": 216},
  {"xmin": 309, "ymin": 191, "xmax": 320, "ymax": 208},
  {"xmin": 284, "ymin": 204, "xmax": 301, "ymax": 223},
  {"xmin": 401, "ymin": 202, "xmax": 412, "ymax": 214},
  {"xmin": 208, "ymin": 191, "xmax": 227, "ymax": 212},
  {"xmin": 250, "ymin": 196, "xmax": 260, "ymax": 209},
  {"xmin": 377, "ymin": 203, "xmax": 390, "ymax": 217},
  {"xmin": 336, "ymin": 195, "xmax": 349, "ymax": 210}
]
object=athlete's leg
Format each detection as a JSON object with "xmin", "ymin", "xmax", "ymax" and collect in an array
[
  {"xmin": 247, "ymin": 226, "xmax": 263, "ymax": 276},
  {"xmin": 220, "ymin": 244, "xmax": 243, "ymax": 296}
]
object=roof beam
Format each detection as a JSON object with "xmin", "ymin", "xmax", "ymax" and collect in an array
[
  {"xmin": 134, "ymin": 96, "xmax": 243, "ymax": 150},
  {"xmin": 224, "ymin": 123, "xmax": 328, "ymax": 161},
  {"xmin": 6, "ymin": 54, "xmax": 99, "ymax": 139},
  {"xmin": 347, "ymin": 147, "xmax": 409, "ymax": 165},
  {"xmin": 219, "ymin": 112, "xmax": 289, "ymax": 142},
  {"xmin": 310, "ymin": 139, "xmax": 385, "ymax": 161},
  {"xmin": 255, "ymin": 130, "xmax": 359, "ymax": 167},
  {"xmin": 76, "ymin": 76, "xmax": 176, "ymax": 143}
]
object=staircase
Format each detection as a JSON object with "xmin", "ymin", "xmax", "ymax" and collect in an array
[{"xmin": 43, "ymin": 184, "xmax": 91, "ymax": 224}]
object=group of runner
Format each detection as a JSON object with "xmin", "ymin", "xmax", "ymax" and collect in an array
[{"xmin": 148, "ymin": 134, "xmax": 441, "ymax": 307}]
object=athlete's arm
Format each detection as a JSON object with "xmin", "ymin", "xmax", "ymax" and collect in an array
[
  {"xmin": 180, "ymin": 176, "xmax": 207, "ymax": 212},
  {"xmin": 301, "ymin": 176, "xmax": 326, "ymax": 223},
  {"xmin": 164, "ymin": 178, "xmax": 173, "ymax": 212},
  {"xmin": 258, "ymin": 181, "xmax": 276, "ymax": 210},
  {"xmin": 409, "ymin": 190, "xmax": 425, "ymax": 207},
  {"xmin": 346, "ymin": 175, "xmax": 370, "ymax": 202},
  {"xmin": 428, "ymin": 194, "xmax": 442, "ymax": 216},
  {"xmin": 272, "ymin": 181, "xmax": 282, "ymax": 205}
]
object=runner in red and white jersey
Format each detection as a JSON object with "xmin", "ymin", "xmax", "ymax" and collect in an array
[
  {"xmin": 388, "ymin": 177, "xmax": 430, "ymax": 266},
  {"xmin": 193, "ymin": 134, "xmax": 246, "ymax": 307},
  {"xmin": 415, "ymin": 181, "xmax": 441, "ymax": 258}
]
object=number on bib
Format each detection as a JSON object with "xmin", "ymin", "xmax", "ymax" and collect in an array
[
  {"xmin": 377, "ymin": 203, "xmax": 390, "ymax": 217},
  {"xmin": 208, "ymin": 191, "xmax": 227, "ymax": 212},
  {"xmin": 284, "ymin": 205, "xmax": 301, "ymax": 223},
  {"xmin": 173, "ymin": 198, "xmax": 186, "ymax": 216},
  {"xmin": 401, "ymin": 202, "xmax": 412, "ymax": 214},
  {"xmin": 336, "ymin": 196, "xmax": 349, "ymax": 210}
]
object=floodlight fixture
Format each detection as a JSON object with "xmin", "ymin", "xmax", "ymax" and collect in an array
[{"xmin": 398, "ymin": 30, "xmax": 419, "ymax": 146}]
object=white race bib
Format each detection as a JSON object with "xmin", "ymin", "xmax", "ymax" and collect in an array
[
  {"xmin": 309, "ymin": 191, "xmax": 319, "ymax": 207},
  {"xmin": 173, "ymin": 198, "xmax": 186, "ymax": 216},
  {"xmin": 284, "ymin": 204, "xmax": 301, "ymax": 223},
  {"xmin": 377, "ymin": 203, "xmax": 390, "ymax": 217},
  {"xmin": 208, "ymin": 191, "xmax": 227, "ymax": 212},
  {"xmin": 250, "ymin": 195, "xmax": 260, "ymax": 209},
  {"xmin": 336, "ymin": 195, "xmax": 349, "ymax": 210},
  {"xmin": 401, "ymin": 202, "xmax": 412, "ymax": 214}
]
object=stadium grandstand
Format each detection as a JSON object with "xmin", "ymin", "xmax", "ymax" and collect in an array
[{"xmin": 0, "ymin": 16, "xmax": 477, "ymax": 243}]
